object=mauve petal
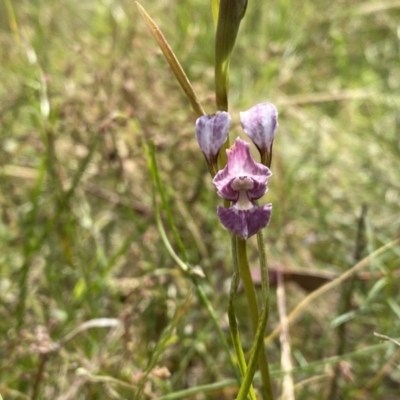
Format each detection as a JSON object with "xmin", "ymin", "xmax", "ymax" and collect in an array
[
  {"xmin": 213, "ymin": 138, "xmax": 271, "ymax": 201},
  {"xmin": 217, "ymin": 204, "xmax": 272, "ymax": 239},
  {"xmin": 195, "ymin": 112, "xmax": 231, "ymax": 163},
  {"xmin": 240, "ymin": 103, "xmax": 278, "ymax": 152},
  {"xmin": 247, "ymin": 179, "xmax": 270, "ymax": 200},
  {"xmin": 215, "ymin": 179, "xmax": 239, "ymax": 202}
]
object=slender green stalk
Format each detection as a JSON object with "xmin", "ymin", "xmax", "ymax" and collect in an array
[
  {"xmin": 147, "ymin": 142, "xmax": 240, "ymax": 382},
  {"xmin": 237, "ymin": 292, "xmax": 270, "ymax": 400},
  {"xmin": 228, "ymin": 235, "xmax": 257, "ymax": 400},
  {"xmin": 214, "ymin": 0, "xmax": 247, "ymax": 111},
  {"xmin": 257, "ymin": 231, "xmax": 269, "ymax": 301},
  {"xmin": 236, "ymin": 236, "xmax": 273, "ymax": 398},
  {"xmin": 255, "ymin": 230, "xmax": 274, "ymax": 397},
  {"xmin": 228, "ymin": 235, "xmax": 248, "ymax": 376}
]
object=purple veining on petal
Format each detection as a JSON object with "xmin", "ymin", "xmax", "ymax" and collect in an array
[
  {"xmin": 217, "ymin": 204, "xmax": 272, "ymax": 239},
  {"xmin": 240, "ymin": 103, "xmax": 278, "ymax": 152},
  {"xmin": 195, "ymin": 112, "xmax": 231, "ymax": 164},
  {"xmin": 213, "ymin": 138, "xmax": 271, "ymax": 202}
]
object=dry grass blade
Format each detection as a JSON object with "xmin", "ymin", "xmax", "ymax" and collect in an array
[
  {"xmin": 373, "ymin": 332, "xmax": 400, "ymax": 347},
  {"xmin": 136, "ymin": 2, "xmax": 205, "ymax": 117},
  {"xmin": 356, "ymin": 0, "xmax": 400, "ymax": 14},
  {"xmin": 60, "ymin": 318, "xmax": 121, "ymax": 346}
]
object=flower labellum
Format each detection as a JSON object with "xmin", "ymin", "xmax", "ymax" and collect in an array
[
  {"xmin": 195, "ymin": 111, "xmax": 231, "ymax": 174},
  {"xmin": 213, "ymin": 138, "xmax": 272, "ymax": 239},
  {"xmin": 240, "ymin": 102, "xmax": 278, "ymax": 167}
]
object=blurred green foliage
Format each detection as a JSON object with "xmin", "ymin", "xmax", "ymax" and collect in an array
[{"xmin": 0, "ymin": 0, "xmax": 399, "ymax": 399}]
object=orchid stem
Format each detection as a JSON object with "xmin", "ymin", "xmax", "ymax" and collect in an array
[
  {"xmin": 236, "ymin": 236, "xmax": 274, "ymax": 399},
  {"xmin": 228, "ymin": 235, "xmax": 257, "ymax": 400},
  {"xmin": 256, "ymin": 229, "xmax": 274, "ymax": 399}
]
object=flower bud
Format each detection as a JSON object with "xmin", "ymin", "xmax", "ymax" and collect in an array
[
  {"xmin": 240, "ymin": 103, "xmax": 278, "ymax": 167},
  {"xmin": 195, "ymin": 111, "xmax": 231, "ymax": 174}
]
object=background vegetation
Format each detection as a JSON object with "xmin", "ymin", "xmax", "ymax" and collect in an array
[{"xmin": 1, "ymin": 0, "xmax": 399, "ymax": 399}]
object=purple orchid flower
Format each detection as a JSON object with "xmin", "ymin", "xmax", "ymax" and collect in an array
[
  {"xmin": 195, "ymin": 103, "xmax": 278, "ymax": 238},
  {"xmin": 213, "ymin": 138, "xmax": 272, "ymax": 239},
  {"xmin": 240, "ymin": 102, "xmax": 278, "ymax": 167}
]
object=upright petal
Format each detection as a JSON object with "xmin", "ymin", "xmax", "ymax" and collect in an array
[
  {"xmin": 240, "ymin": 103, "xmax": 278, "ymax": 166},
  {"xmin": 195, "ymin": 112, "xmax": 231, "ymax": 168}
]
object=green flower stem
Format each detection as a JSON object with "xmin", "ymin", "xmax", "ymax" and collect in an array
[
  {"xmin": 228, "ymin": 235, "xmax": 257, "ymax": 400},
  {"xmin": 236, "ymin": 236, "xmax": 274, "ymax": 399},
  {"xmin": 236, "ymin": 290, "xmax": 270, "ymax": 400},
  {"xmin": 214, "ymin": 0, "xmax": 247, "ymax": 111},
  {"xmin": 256, "ymin": 230, "xmax": 274, "ymax": 398}
]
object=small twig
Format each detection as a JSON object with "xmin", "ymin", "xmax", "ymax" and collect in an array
[{"xmin": 373, "ymin": 332, "xmax": 400, "ymax": 347}]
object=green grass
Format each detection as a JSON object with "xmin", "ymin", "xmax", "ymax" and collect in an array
[{"xmin": 1, "ymin": 0, "xmax": 400, "ymax": 399}]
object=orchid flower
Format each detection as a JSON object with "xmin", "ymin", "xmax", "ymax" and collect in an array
[
  {"xmin": 195, "ymin": 102, "xmax": 278, "ymax": 239},
  {"xmin": 213, "ymin": 138, "xmax": 272, "ymax": 239}
]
